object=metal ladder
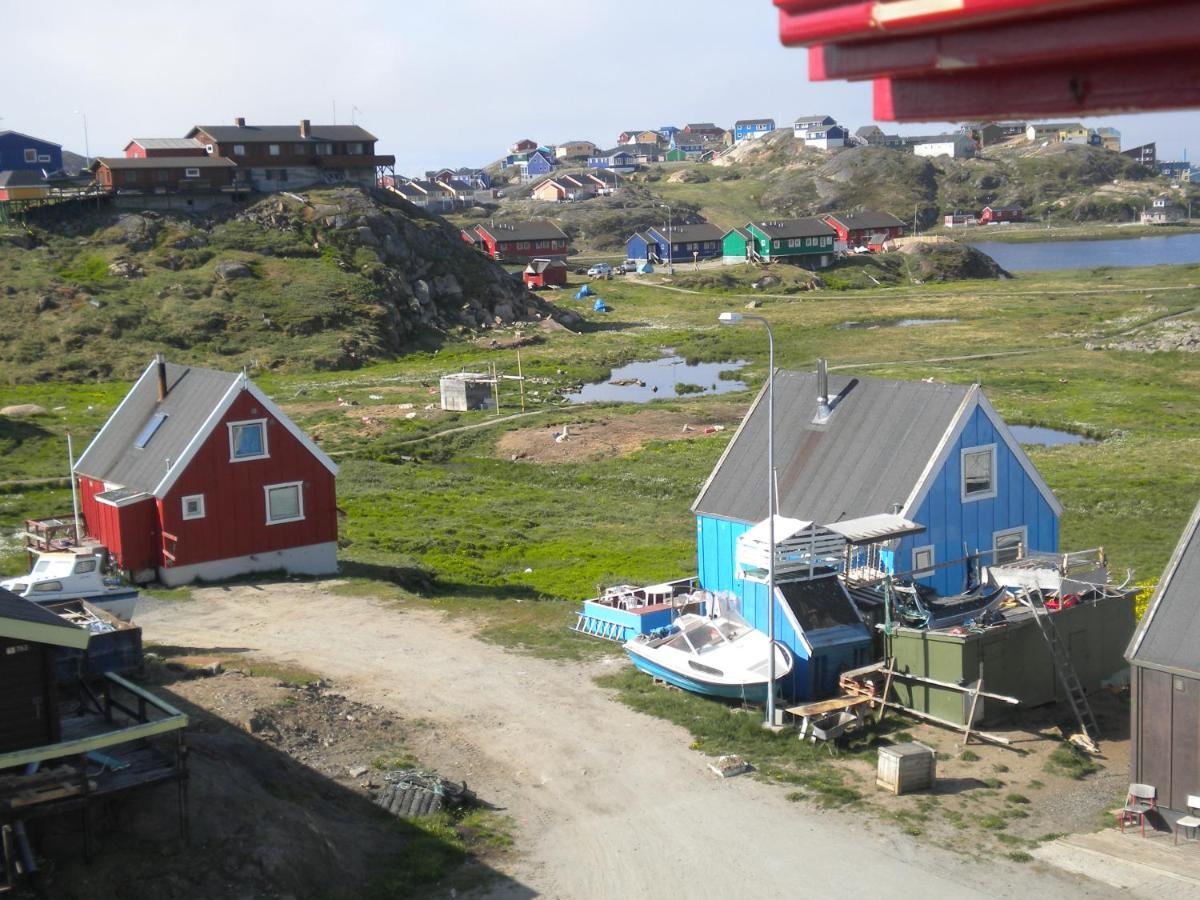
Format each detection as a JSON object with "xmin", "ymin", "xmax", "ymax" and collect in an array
[{"xmin": 1020, "ymin": 589, "xmax": 1100, "ymax": 744}]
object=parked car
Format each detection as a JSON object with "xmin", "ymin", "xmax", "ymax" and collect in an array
[
  {"xmin": 619, "ymin": 259, "xmax": 639, "ymax": 273},
  {"xmin": 587, "ymin": 263, "xmax": 613, "ymax": 277}
]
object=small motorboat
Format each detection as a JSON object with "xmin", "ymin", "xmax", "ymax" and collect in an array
[
  {"xmin": 1, "ymin": 549, "xmax": 139, "ymax": 621},
  {"xmin": 623, "ymin": 611, "xmax": 793, "ymax": 703}
]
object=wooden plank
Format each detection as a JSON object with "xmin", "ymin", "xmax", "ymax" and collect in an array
[
  {"xmin": 810, "ymin": 0, "xmax": 1195, "ymax": 81},
  {"xmin": 785, "ymin": 695, "xmax": 872, "ymax": 717},
  {"xmin": 890, "ymin": 670, "xmax": 1019, "ymax": 704},
  {"xmin": 877, "ymin": 657, "xmax": 896, "ymax": 724},
  {"xmin": 874, "ymin": 50, "xmax": 1200, "ymax": 121},
  {"xmin": 106, "ymin": 672, "xmax": 188, "ymax": 719},
  {"xmin": 878, "ymin": 698, "xmax": 1013, "ymax": 747}
]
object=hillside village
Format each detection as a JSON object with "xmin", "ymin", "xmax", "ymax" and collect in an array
[{"xmin": 3, "ymin": 5, "xmax": 1200, "ymax": 896}]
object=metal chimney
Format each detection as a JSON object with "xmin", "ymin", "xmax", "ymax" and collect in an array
[
  {"xmin": 300, "ymin": 119, "xmax": 312, "ymax": 138},
  {"xmin": 814, "ymin": 358, "xmax": 832, "ymax": 424},
  {"xmin": 155, "ymin": 353, "xmax": 168, "ymax": 401},
  {"xmin": 234, "ymin": 116, "xmax": 246, "ymax": 127}
]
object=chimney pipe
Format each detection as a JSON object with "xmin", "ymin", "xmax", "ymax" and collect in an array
[
  {"xmin": 155, "ymin": 353, "xmax": 168, "ymax": 401},
  {"xmin": 235, "ymin": 116, "xmax": 246, "ymax": 127},
  {"xmin": 814, "ymin": 358, "xmax": 831, "ymax": 424},
  {"xmin": 300, "ymin": 119, "xmax": 311, "ymax": 139}
]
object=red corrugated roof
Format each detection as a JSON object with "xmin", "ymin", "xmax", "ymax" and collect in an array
[{"xmin": 775, "ymin": 0, "xmax": 1194, "ymax": 119}]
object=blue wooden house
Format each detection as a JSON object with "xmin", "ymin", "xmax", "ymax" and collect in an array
[
  {"xmin": 733, "ymin": 119, "xmax": 775, "ymax": 142},
  {"xmin": 691, "ymin": 364, "xmax": 1062, "ymax": 699},
  {"xmin": 524, "ymin": 150, "xmax": 556, "ymax": 179},
  {"xmin": 626, "ymin": 223, "xmax": 725, "ymax": 264},
  {"xmin": 0, "ymin": 131, "xmax": 63, "ymax": 174},
  {"xmin": 588, "ymin": 149, "xmax": 637, "ymax": 173}
]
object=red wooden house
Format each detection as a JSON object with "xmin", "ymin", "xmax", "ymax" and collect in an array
[
  {"xmin": 123, "ymin": 138, "xmax": 208, "ymax": 159},
  {"xmin": 74, "ymin": 356, "xmax": 339, "ymax": 586},
  {"xmin": 522, "ymin": 258, "xmax": 568, "ymax": 288},
  {"xmin": 821, "ymin": 210, "xmax": 906, "ymax": 251},
  {"xmin": 980, "ymin": 205, "xmax": 1024, "ymax": 224},
  {"xmin": 464, "ymin": 221, "xmax": 569, "ymax": 261}
]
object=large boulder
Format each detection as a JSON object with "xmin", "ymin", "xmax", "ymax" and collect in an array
[{"xmin": 214, "ymin": 260, "xmax": 253, "ymax": 281}]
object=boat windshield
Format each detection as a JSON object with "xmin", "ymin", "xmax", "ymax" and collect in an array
[
  {"xmin": 31, "ymin": 557, "xmax": 75, "ymax": 578},
  {"xmin": 666, "ymin": 621, "xmax": 728, "ymax": 654},
  {"xmin": 715, "ymin": 619, "xmax": 753, "ymax": 642}
]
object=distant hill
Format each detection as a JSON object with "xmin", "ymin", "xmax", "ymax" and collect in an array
[
  {"xmin": 60, "ymin": 149, "xmax": 88, "ymax": 176},
  {"xmin": 0, "ymin": 188, "xmax": 568, "ymax": 384}
]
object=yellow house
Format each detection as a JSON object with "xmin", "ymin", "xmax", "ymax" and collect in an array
[{"xmin": 555, "ymin": 140, "xmax": 597, "ymax": 160}]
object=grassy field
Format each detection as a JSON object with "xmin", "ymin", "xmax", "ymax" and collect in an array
[{"xmin": 4, "ymin": 261, "xmax": 1199, "ymax": 600}]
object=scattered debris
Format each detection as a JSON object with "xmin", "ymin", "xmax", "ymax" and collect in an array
[
  {"xmin": 708, "ymin": 755, "xmax": 753, "ymax": 779},
  {"xmin": 374, "ymin": 770, "xmax": 479, "ymax": 819}
]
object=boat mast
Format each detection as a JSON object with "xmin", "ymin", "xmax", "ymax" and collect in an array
[{"xmin": 67, "ymin": 432, "xmax": 81, "ymax": 548}]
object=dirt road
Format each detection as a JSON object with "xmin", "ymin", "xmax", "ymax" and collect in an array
[{"xmin": 139, "ymin": 583, "xmax": 1118, "ymax": 899}]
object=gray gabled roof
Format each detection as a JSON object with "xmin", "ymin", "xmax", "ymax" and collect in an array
[
  {"xmin": 823, "ymin": 210, "xmax": 906, "ymax": 231},
  {"xmin": 0, "ymin": 170, "xmax": 48, "ymax": 188},
  {"xmin": 693, "ymin": 370, "xmax": 972, "ymax": 524},
  {"xmin": 0, "ymin": 588, "xmax": 90, "ymax": 649},
  {"xmin": 749, "ymin": 218, "xmax": 836, "ymax": 240},
  {"xmin": 187, "ymin": 124, "xmax": 376, "ymax": 143},
  {"xmin": 75, "ymin": 360, "xmax": 241, "ymax": 494},
  {"xmin": 735, "ymin": 119, "xmax": 775, "ymax": 127},
  {"xmin": 0, "ymin": 130, "xmax": 61, "ymax": 149},
  {"xmin": 92, "ymin": 156, "xmax": 237, "ymax": 170},
  {"xmin": 127, "ymin": 138, "xmax": 206, "ymax": 151},
  {"xmin": 1127, "ymin": 497, "xmax": 1200, "ymax": 676},
  {"xmin": 475, "ymin": 220, "xmax": 568, "ymax": 243},
  {"xmin": 647, "ymin": 223, "xmax": 726, "ymax": 243}
]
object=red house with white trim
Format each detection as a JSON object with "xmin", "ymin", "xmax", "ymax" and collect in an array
[
  {"xmin": 980, "ymin": 205, "xmax": 1024, "ymax": 224},
  {"xmin": 461, "ymin": 220, "xmax": 569, "ymax": 261},
  {"xmin": 821, "ymin": 210, "xmax": 906, "ymax": 252},
  {"xmin": 74, "ymin": 356, "xmax": 338, "ymax": 586}
]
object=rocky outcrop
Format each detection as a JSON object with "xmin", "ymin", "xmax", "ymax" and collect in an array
[{"xmin": 233, "ymin": 188, "xmax": 579, "ymax": 340}]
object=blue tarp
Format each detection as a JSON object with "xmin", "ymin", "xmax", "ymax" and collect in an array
[
  {"xmin": 593, "ymin": 298, "xmax": 610, "ymax": 312},
  {"xmin": 575, "ymin": 284, "xmax": 594, "ymax": 299},
  {"xmin": 636, "ymin": 261, "xmax": 654, "ymax": 274}
]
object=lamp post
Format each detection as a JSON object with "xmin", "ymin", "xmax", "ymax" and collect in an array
[
  {"xmin": 73, "ymin": 110, "xmax": 90, "ymax": 169},
  {"xmin": 660, "ymin": 203, "xmax": 674, "ymax": 274},
  {"xmin": 718, "ymin": 311, "xmax": 777, "ymax": 727}
]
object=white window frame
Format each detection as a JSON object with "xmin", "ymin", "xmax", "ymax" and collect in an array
[
  {"xmin": 264, "ymin": 481, "xmax": 305, "ymax": 525},
  {"xmin": 961, "ymin": 443, "xmax": 998, "ymax": 502},
  {"xmin": 23, "ymin": 148, "xmax": 37, "ymax": 163},
  {"xmin": 992, "ymin": 526, "xmax": 1028, "ymax": 565},
  {"xmin": 233, "ymin": 143, "xmax": 246, "ymax": 156},
  {"xmin": 181, "ymin": 494, "xmax": 206, "ymax": 520},
  {"xmin": 185, "ymin": 167, "xmax": 200, "ymax": 178},
  {"xmin": 228, "ymin": 418, "xmax": 269, "ymax": 462},
  {"xmin": 37, "ymin": 154, "xmax": 51, "ymax": 163},
  {"xmin": 268, "ymin": 143, "xmax": 280, "ymax": 156},
  {"xmin": 912, "ymin": 545, "xmax": 935, "ymax": 577}
]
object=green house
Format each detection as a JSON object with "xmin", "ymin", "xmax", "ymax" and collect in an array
[{"xmin": 721, "ymin": 218, "xmax": 837, "ymax": 267}]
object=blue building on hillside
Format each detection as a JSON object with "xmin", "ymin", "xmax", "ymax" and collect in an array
[
  {"xmin": 0, "ymin": 131, "xmax": 63, "ymax": 174},
  {"xmin": 733, "ymin": 118, "xmax": 775, "ymax": 142},
  {"xmin": 588, "ymin": 149, "xmax": 636, "ymax": 172},
  {"xmin": 525, "ymin": 150, "xmax": 556, "ymax": 179},
  {"xmin": 626, "ymin": 223, "xmax": 726, "ymax": 264},
  {"xmin": 691, "ymin": 365, "xmax": 1062, "ymax": 699}
]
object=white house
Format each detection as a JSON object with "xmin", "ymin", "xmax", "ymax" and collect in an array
[{"xmin": 913, "ymin": 134, "xmax": 976, "ymax": 159}]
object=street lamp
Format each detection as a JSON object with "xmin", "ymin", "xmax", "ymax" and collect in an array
[
  {"xmin": 660, "ymin": 203, "xmax": 674, "ymax": 274},
  {"xmin": 718, "ymin": 311, "xmax": 778, "ymax": 728},
  {"xmin": 73, "ymin": 110, "xmax": 90, "ymax": 169}
]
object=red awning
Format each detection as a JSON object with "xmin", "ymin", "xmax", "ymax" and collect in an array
[{"xmin": 776, "ymin": 0, "xmax": 1199, "ymax": 120}]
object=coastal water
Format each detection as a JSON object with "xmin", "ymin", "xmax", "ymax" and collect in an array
[{"xmin": 973, "ymin": 232, "xmax": 1200, "ymax": 272}]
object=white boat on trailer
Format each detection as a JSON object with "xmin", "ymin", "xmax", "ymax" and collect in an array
[
  {"xmin": 1, "ymin": 548, "xmax": 139, "ymax": 621},
  {"xmin": 623, "ymin": 608, "xmax": 794, "ymax": 704}
]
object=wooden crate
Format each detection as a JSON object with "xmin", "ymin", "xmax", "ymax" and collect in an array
[{"xmin": 876, "ymin": 741, "xmax": 936, "ymax": 795}]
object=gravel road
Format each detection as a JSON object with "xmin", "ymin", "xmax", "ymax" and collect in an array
[{"xmin": 138, "ymin": 582, "xmax": 1122, "ymax": 899}]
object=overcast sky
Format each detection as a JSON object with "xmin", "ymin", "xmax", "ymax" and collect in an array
[{"xmin": 6, "ymin": 1, "xmax": 1196, "ymax": 174}]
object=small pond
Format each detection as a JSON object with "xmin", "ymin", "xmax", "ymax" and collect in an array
[
  {"xmin": 1010, "ymin": 425, "xmax": 1096, "ymax": 447},
  {"xmin": 836, "ymin": 318, "xmax": 959, "ymax": 330},
  {"xmin": 565, "ymin": 356, "xmax": 748, "ymax": 404},
  {"xmin": 974, "ymin": 232, "xmax": 1200, "ymax": 272}
]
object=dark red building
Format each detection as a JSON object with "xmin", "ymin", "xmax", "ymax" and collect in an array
[
  {"xmin": 821, "ymin": 210, "xmax": 906, "ymax": 251},
  {"xmin": 91, "ymin": 156, "xmax": 239, "ymax": 192},
  {"xmin": 980, "ymin": 205, "xmax": 1024, "ymax": 224},
  {"xmin": 465, "ymin": 221, "xmax": 570, "ymax": 262},
  {"xmin": 75, "ymin": 356, "xmax": 339, "ymax": 586}
]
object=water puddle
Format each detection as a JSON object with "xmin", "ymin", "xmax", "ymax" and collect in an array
[
  {"xmin": 895, "ymin": 318, "xmax": 959, "ymax": 328},
  {"xmin": 1010, "ymin": 425, "xmax": 1096, "ymax": 446},
  {"xmin": 836, "ymin": 318, "xmax": 959, "ymax": 330},
  {"xmin": 565, "ymin": 356, "xmax": 748, "ymax": 404}
]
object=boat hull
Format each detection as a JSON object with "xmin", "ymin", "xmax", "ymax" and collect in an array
[
  {"xmin": 32, "ymin": 590, "xmax": 139, "ymax": 622},
  {"xmin": 624, "ymin": 643, "xmax": 789, "ymax": 704}
]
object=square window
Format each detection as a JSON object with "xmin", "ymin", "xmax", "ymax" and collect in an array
[
  {"xmin": 912, "ymin": 545, "xmax": 935, "ymax": 577},
  {"xmin": 993, "ymin": 527, "xmax": 1027, "ymax": 564},
  {"xmin": 265, "ymin": 482, "xmax": 304, "ymax": 524},
  {"xmin": 233, "ymin": 144, "xmax": 246, "ymax": 156},
  {"xmin": 182, "ymin": 494, "xmax": 206, "ymax": 520},
  {"xmin": 24, "ymin": 149, "xmax": 37, "ymax": 163},
  {"xmin": 228, "ymin": 420, "xmax": 269, "ymax": 461},
  {"xmin": 268, "ymin": 144, "xmax": 280, "ymax": 156},
  {"xmin": 185, "ymin": 167, "xmax": 200, "ymax": 178},
  {"xmin": 961, "ymin": 445, "xmax": 997, "ymax": 501}
]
